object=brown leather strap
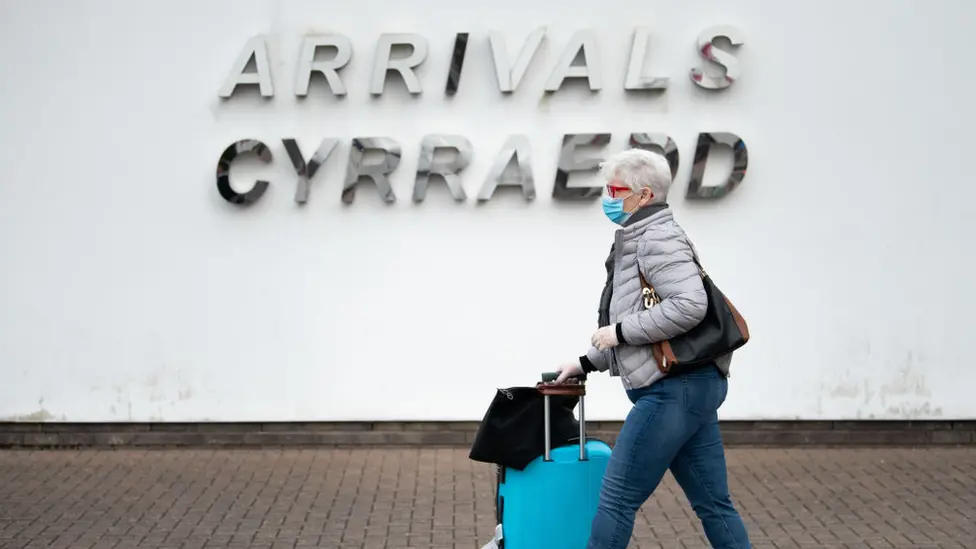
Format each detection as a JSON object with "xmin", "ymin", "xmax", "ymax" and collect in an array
[
  {"xmin": 637, "ymin": 262, "xmax": 660, "ymax": 308},
  {"xmin": 638, "ymin": 269, "xmax": 651, "ymax": 292},
  {"xmin": 537, "ymin": 383, "xmax": 586, "ymax": 397}
]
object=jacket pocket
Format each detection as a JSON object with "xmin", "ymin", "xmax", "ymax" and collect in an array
[{"xmin": 614, "ymin": 345, "xmax": 657, "ymax": 387}]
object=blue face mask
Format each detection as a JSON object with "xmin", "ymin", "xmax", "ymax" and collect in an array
[{"xmin": 602, "ymin": 196, "xmax": 632, "ymax": 225}]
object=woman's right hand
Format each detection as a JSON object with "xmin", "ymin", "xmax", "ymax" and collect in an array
[{"xmin": 555, "ymin": 361, "xmax": 584, "ymax": 384}]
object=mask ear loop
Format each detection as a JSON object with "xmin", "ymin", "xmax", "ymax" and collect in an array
[
  {"xmin": 628, "ymin": 188, "xmax": 653, "ymax": 213},
  {"xmin": 622, "ymin": 189, "xmax": 643, "ymax": 215}
]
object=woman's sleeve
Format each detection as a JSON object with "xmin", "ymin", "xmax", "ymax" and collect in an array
[
  {"xmin": 616, "ymin": 228, "xmax": 707, "ymax": 346},
  {"xmin": 581, "ymin": 345, "xmax": 610, "ymax": 373}
]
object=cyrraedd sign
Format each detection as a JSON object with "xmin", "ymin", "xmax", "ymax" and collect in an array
[{"xmin": 215, "ymin": 26, "xmax": 748, "ymax": 207}]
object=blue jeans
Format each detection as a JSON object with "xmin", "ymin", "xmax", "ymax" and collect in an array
[{"xmin": 587, "ymin": 366, "xmax": 751, "ymax": 548}]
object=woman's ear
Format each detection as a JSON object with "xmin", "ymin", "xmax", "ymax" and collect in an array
[{"xmin": 642, "ymin": 188, "xmax": 654, "ymax": 206}]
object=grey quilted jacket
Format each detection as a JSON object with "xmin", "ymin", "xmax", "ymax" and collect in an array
[{"xmin": 583, "ymin": 204, "xmax": 731, "ymax": 390}]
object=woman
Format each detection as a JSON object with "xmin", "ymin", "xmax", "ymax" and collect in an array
[{"xmin": 554, "ymin": 148, "xmax": 752, "ymax": 548}]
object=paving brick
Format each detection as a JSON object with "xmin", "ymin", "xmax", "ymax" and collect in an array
[
  {"xmin": 129, "ymin": 432, "xmax": 210, "ymax": 446},
  {"xmin": 1, "ymin": 448, "xmax": 975, "ymax": 547},
  {"xmin": 0, "ymin": 423, "xmax": 41, "ymax": 432},
  {"xmin": 721, "ymin": 429, "xmax": 854, "ymax": 446},
  {"xmin": 0, "ymin": 433, "xmax": 24, "ymax": 445},
  {"xmin": 721, "ymin": 421, "xmax": 835, "ymax": 431},
  {"xmin": 54, "ymin": 433, "xmax": 97, "ymax": 446},
  {"xmin": 832, "ymin": 420, "xmax": 951, "ymax": 431},
  {"xmin": 20, "ymin": 433, "xmax": 58, "ymax": 446},
  {"xmin": 932, "ymin": 430, "xmax": 974, "ymax": 444},
  {"xmin": 90, "ymin": 433, "xmax": 135, "ymax": 446},
  {"xmin": 845, "ymin": 430, "xmax": 934, "ymax": 445}
]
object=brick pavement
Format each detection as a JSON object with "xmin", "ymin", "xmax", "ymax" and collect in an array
[{"xmin": 1, "ymin": 448, "xmax": 974, "ymax": 548}]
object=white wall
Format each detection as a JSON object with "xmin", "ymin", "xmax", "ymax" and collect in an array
[{"xmin": 1, "ymin": 0, "xmax": 973, "ymax": 422}]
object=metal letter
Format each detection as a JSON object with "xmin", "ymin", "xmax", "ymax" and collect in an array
[
  {"xmin": 342, "ymin": 138, "xmax": 401, "ymax": 204},
  {"xmin": 690, "ymin": 26, "xmax": 745, "ymax": 90},
  {"xmin": 294, "ymin": 34, "xmax": 352, "ymax": 97},
  {"xmin": 477, "ymin": 135, "xmax": 536, "ymax": 201},
  {"xmin": 544, "ymin": 30, "xmax": 602, "ymax": 92},
  {"xmin": 624, "ymin": 28, "xmax": 668, "ymax": 91},
  {"xmin": 216, "ymin": 140, "xmax": 273, "ymax": 206},
  {"xmin": 282, "ymin": 138, "xmax": 338, "ymax": 204},
  {"xmin": 370, "ymin": 34, "xmax": 428, "ymax": 95},
  {"xmin": 414, "ymin": 135, "xmax": 472, "ymax": 203},
  {"xmin": 445, "ymin": 33, "xmax": 469, "ymax": 96},
  {"xmin": 552, "ymin": 133, "xmax": 611, "ymax": 200},
  {"xmin": 628, "ymin": 133, "xmax": 679, "ymax": 179},
  {"xmin": 218, "ymin": 36, "xmax": 274, "ymax": 98},
  {"xmin": 687, "ymin": 132, "xmax": 748, "ymax": 199},
  {"xmin": 489, "ymin": 27, "xmax": 546, "ymax": 93}
]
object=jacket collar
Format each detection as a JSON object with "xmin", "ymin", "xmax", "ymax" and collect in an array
[
  {"xmin": 618, "ymin": 203, "xmax": 671, "ymax": 237},
  {"xmin": 623, "ymin": 202, "xmax": 668, "ymax": 227}
]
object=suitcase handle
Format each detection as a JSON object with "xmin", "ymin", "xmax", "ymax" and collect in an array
[
  {"xmin": 537, "ymin": 377, "xmax": 587, "ymax": 462},
  {"xmin": 540, "ymin": 371, "xmax": 585, "ymax": 383}
]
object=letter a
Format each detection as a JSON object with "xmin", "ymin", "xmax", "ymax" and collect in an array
[{"xmin": 218, "ymin": 35, "xmax": 274, "ymax": 98}]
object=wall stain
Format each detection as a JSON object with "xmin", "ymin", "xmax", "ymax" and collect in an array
[
  {"xmin": 886, "ymin": 403, "xmax": 943, "ymax": 417},
  {"xmin": 880, "ymin": 365, "xmax": 931, "ymax": 402},
  {"xmin": 823, "ymin": 349, "xmax": 934, "ymax": 418},
  {"xmin": 147, "ymin": 371, "xmax": 164, "ymax": 403},
  {"xmin": 828, "ymin": 379, "xmax": 877, "ymax": 404},
  {"xmin": 830, "ymin": 383, "xmax": 860, "ymax": 398},
  {"xmin": 1, "ymin": 397, "xmax": 57, "ymax": 421},
  {"xmin": 92, "ymin": 361, "xmax": 198, "ymax": 421},
  {"xmin": 877, "ymin": 351, "xmax": 933, "ymax": 417},
  {"xmin": 0, "ymin": 409, "xmax": 55, "ymax": 421}
]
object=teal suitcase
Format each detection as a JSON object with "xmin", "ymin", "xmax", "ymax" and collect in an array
[{"xmin": 494, "ymin": 385, "xmax": 613, "ymax": 549}]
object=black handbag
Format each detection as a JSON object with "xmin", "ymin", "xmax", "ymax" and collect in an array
[
  {"xmin": 468, "ymin": 386, "xmax": 581, "ymax": 471},
  {"xmin": 638, "ymin": 249, "xmax": 749, "ymax": 376}
]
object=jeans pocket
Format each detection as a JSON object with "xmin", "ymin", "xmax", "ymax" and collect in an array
[{"xmin": 681, "ymin": 373, "xmax": 721, "ymax": 416}]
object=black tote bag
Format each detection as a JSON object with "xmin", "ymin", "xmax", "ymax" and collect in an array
[
  {"xmin": 639, "ymin": 254, "xmax": 750, "ymax": 376},
  {"xmin": 468, "ymin": 386, "xmax": 580, "ymax": 471}
]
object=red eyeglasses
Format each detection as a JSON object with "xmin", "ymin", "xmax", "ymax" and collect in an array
[{"xmin": 606, "ymin": 184, "xmax": 632, "ymax": 199}]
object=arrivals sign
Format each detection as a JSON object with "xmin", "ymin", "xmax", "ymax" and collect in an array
[{"xmin": 214, "ymin": 27, "xmax": 748, "ymax": 206}]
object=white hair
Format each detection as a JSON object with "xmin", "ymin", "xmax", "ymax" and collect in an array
[{"xmin": 598, "ymin": 148, "xmax": 672, "ymax": 204}]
